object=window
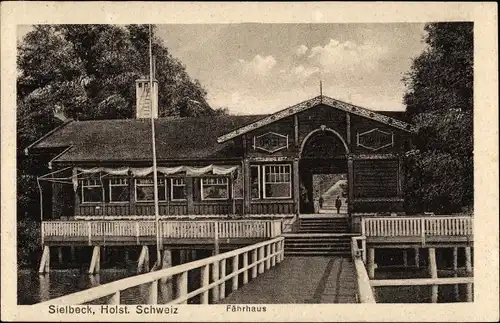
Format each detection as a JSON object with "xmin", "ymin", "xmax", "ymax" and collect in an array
[
  {"xmin": 81, "ymin": 179, "xmax": 102, "ymax": 203},
  {"xmin": 250, "ymin": 165, "xmax": 260, "ymax": 199},
  {"xmin": 109, "ymin": 178, "xmax": 129, "ymax": 202},
  {"xmin": 170, "ymin": 178, "xmax": 186, "ymax": 201},
  {"xmin": 135, "ymin": 178, "xmax": 167, "ymax": 202},
  {"xmin": 201, "ymin": 177, "xmax": 228, "ymax": 200},
  {"xmin": 263, "ymin": 165, "xmax": 291, "ymax": 199}
]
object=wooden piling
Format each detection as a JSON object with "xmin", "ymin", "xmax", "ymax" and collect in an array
[
  {"xmin": 70, "ymin": 246, "xmax": 76, "ymax": 263},
  {"xmin": 137, "ymin": 245, "xmax": 149, "ymax": 273},
  {"xmin": 428, "ymin": 247, "xmax": 438, "ymax": 303},
  {"xmin": 453, "ymin": 247, "xmax": 459, "ymax": 300},
  {"xmin": 160, "ymin": 249, "xmax": 172, "ymax": 288},
  {"xmin": 57, "ymin": 247, "xmax": 63, "ymax": 265},
  {"xmin": 465, "ymin": 247, "xmax": 473, "ymax": 302},
  {"xmin": 124, "ymin": 249, "xmax": 130, "ymax": 265},
  {"xmin": 179, "ymin": 250, "xmax": 186, "ymax": 264},
  {"xmin": 38, "ymin": 245, "xmax": 50, "ymax": 274},
  {"xmin": 88, "ymin": 246, "xmax": 101, "ymax": 275},
  {"xmin": 402, "ymin": 249, "xmax": 408, "ymax": 268},
  {"xmin": 414, "ymin": 247, "xmax": 420, "ymax": 268},
  {"xmin": 251, "ymin": 249, "xmax": 258, "ymax": 278}
]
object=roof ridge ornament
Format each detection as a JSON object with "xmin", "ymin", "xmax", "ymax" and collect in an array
[{"xmin": 216, "ymin": 95, "xmax": 416, "ymax": 143}]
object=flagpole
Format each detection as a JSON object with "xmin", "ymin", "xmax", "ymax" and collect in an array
[{"xmin": 149, "ymin": 24, "xmax": 162, "ymax": 264}]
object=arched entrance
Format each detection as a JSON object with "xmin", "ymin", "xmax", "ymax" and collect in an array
[{"xmin": 299, "ymin": 128, "xmax": 349, "ymax": 214}]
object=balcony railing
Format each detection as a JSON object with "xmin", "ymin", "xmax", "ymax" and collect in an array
[
  {"xmin": 362, "ymin": 215, "xmax": 473, "ymax": 244},
  {"xmin": 42, "ymin": 219, "xmax": 283, "ymax": 245}
]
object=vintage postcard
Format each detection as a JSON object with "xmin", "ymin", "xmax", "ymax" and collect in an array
[{"xmin": 1, "ymin": 2, "xmax": 498, "ymax": 322}]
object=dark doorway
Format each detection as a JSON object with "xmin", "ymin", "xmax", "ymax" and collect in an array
[{"xmin": 299, "ymin": 130, "xmax": 348, "ymax": 214}]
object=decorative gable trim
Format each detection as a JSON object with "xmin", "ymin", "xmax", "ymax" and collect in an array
[{"xmin": 217, "ymin": 95, "xmax": 416, "ymax": 143}]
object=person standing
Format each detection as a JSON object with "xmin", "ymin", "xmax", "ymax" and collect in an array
[{"xmin": 335, "ymin": 196, "xmax": 342, "ymax": 214}]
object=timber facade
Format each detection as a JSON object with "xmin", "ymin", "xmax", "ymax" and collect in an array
[{"xmin": 27, "ymin": 85, "xmax": 415, "ymax": 231}]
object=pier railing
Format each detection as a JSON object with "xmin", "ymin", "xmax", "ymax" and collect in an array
[
  {"xmin": 34, "ymin": 237, "xmax": 285, "ymax": 305},
  {"xmin": 42, "ymin": 219, "xmax": 282, "ymax": 244},
  {"xmin": 362, "ymin": 215, "xmax": 473, "ymax": 242},
  {"xmin": 351, "ymin": 236, "xmax": 376, "ymax": 303}
]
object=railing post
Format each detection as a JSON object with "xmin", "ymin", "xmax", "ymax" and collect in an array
[
  {"xmin": 271, "ymin": 242, "xmax": 276, "ymax": 267},
  {"xmin": 148, "ymin": 280, "xmax": 158, "ymax": 304},
  {"xmin": 176, "ymin": 271, "xmax": 188, "ymax": 304},
  {"xmin": 219, "ymin": 259, "xmax": 226, "ymax": 300},
  {"xmin": 251, "ymin": 249, "xmax": 258, "ymax": 278},
  {"xmin": 265, "ymin": 244, "xmax": 271, "ymax": 270},
  {"xmin": 258, "ymin": 247, "xmax": 265, "ymax": 274},
  {"xmin": 107, "ymin": 291, "xmax": 120, "ymax": 304},
  {"xmin": 232, "ymin": 255, "xmax": 239, "ymax": 292},
  {"xmin": 211, "ymin": 261, "xmax": 219, "ymax": 303},
  {"xmin": 243, "ymin": 252, "xmax": 249, "ymax": 284},
  {"xmin": 200, "ymin": 264, "xmax": 210, "ymax": 304}
]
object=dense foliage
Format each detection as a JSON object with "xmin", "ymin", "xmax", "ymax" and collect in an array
[
  {"xmin": 402, "ymin": 22, "xmax": 473, "ymax": 214},
  {"xmin": 17, "ymin": 25, "xmax": 217, "ymax": 267}
]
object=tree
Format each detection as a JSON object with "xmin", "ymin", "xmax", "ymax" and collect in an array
[
  {"xmin": 17, "ymin": 25, "xmax": 214, "ymax": 121},
  {"xmin": 402, "ymin": 22, "xmax": 473, "ymax": 214}
]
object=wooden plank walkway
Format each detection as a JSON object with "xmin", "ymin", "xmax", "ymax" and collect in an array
[{"xmin": 219, "ymin": 257, "xmax": 357, "ymax": 304}]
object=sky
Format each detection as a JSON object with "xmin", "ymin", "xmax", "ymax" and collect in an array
[
  {"xmin": 17, "ymin": 23, "xmax": 427, "ymax": 115},
  {"xmin": 156, "ymin": 23, "xmax": 427, "ymax": 114}
]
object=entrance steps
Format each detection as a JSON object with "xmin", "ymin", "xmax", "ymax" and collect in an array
[
  {"xmin": 283, "ymin": 234, "xmax": 355, "ymax": 257},
  {"xmin": 283, "ymin": 216, "xmax": 353, "ymax": 257},
  {"xmin": 298, "ymin": 216, "xmax": 350, "ymax": 233}
]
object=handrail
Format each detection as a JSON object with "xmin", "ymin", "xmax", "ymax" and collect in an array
[
  {"xmin": 34, "ymin": 237, "xmax": 285, "ymax": 306},
  {"xmin": 351, "ymin": 236, "xmax": 376, "ymax": 303},
  {"xmin": 370, "ymin": 277, "xmax": 473, "ymax": 287}
]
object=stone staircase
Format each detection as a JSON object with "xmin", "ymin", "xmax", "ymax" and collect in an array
[{"xmin": 284, "ymin": 216, "xmax": 353, "ymax": 257}]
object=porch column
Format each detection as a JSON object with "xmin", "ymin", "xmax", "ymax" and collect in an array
[
  {"xmin": 347, "ymin": 156, "xmax": 354, "ymax": 214},
  {"xmin": 186, "ymin": 177, "xmax": 194, "ymax": 214},
  {"xmin": 243, "ymin": 159, "xmax": 251, "ymax": 214},
  {"xmin": 293, "ymin": 159, "xmax": 300, "ymax": 214}
]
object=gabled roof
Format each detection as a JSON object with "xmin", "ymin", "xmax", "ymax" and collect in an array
[
  {"xmin": 28, "ymin": 115, "xmax": 267, "ymax": 163},
  {"xmin": 217, "ymin": 95, "xmax": 416, "ymax": 143}
]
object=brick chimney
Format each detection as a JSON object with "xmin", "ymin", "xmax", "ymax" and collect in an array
[{"xmin": 136, "ymin": 78, "xmax": 158, "ymax": 119}]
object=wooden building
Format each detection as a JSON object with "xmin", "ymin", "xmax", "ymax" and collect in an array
[{"xmin": 27, "ymin": 80, "xmax": 416, "ymax": 232}]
